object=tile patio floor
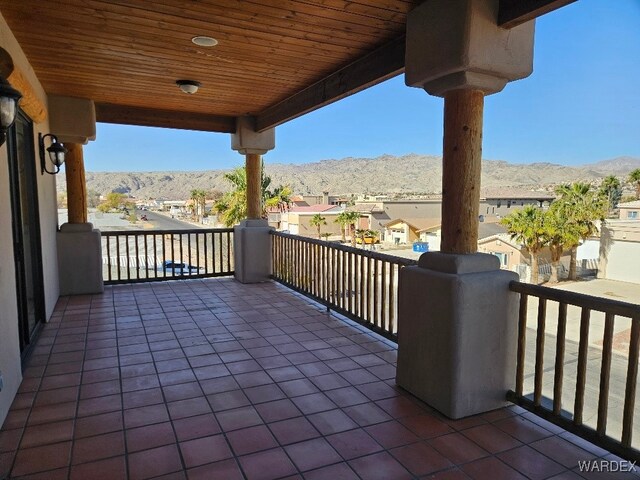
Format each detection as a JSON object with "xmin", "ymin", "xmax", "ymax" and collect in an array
[{"xmin": 0, "ymin": 278, "xmax": 635, "ymax": 479}]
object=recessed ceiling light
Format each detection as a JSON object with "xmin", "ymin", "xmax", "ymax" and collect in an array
[
  {"xmin": 176, "ymin": 80, "xmax": 201, "ymax": 94},
  {"xmin": 191, "ymin": 36, "xmax": 218, "ymax": 47}
]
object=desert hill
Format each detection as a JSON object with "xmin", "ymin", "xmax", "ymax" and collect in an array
[{"xmin": 56, "ymin": 154, "xmax": 640, "ymax": 200}]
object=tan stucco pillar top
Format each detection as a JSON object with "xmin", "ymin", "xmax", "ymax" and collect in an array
[{"xmin": 231, "ymin": 116, "xmax": 276, "ymax": 219}]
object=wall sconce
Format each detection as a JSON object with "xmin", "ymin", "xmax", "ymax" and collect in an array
[
  {"xmin": 39, "ymin": 133, "xmax": 67, "ymax": 175},
  {"xmin": 0, "ymin": 75, "xmax": 22, "ymax": 147}
]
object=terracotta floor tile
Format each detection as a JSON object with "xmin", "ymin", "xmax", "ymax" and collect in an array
[
  {"xmin": 399, "ymin": 413, "xmax": 454, "ymax": 439},
  {"xmin": 173, "ymin": 413, "xmax": 221, "ymax": 442},
  {"xmin": 462, "ymin": 423, "xmax": 523, "ymax": 454},
  {"xmin": 20, "ymin": 420, "xmax": 74, "ymax": 448},
  {"xmin": 364, "ymin": 420, "xmax": 420, "ymax": 449},
  {"xmin": 343, "ymin": 402, "xmax": 392, "ymax": 427},
  {"xmin": 309, "ymin": 373, "xmax": 351, "ymax": 391},
  {"xmin": 39, "ymin": 372, "xmax": 82, "ymax": 391},
  {"xmin": 122, "ymin": 387, "xmax": 164, "ymax": 409},
  {"xmin": 304, "ymin": 462, "xmax": 359, "ymax": 480},
  {"xmin": 356, "ymin": 381, "xmax": 400, "ymax": 401},
  {"xmin": 494, "ymin": 415, "xmax": 554, "ymax": 443},
  {"xmin": 297, "ymin": 361, "xmax": 333, "ymax": 377},
  {"xmin": 349, "ymin": 451, "xmax": 413, "ymax": 480},
  {"xmin": 266, "ymin": 366, "xmax": 304, "ymax": 382},
  {"xmin": 33, "ymin": 386, "xmax": 79, "ymax": 407},
  {"xmin": 28, "ymin": 401, "xmax": 78, "ymax": 425},
  {"xmin": 244, "ymin": 383, "xmax": 286, "ymax": 404},
  {"xmin": 279, "ymin": 379, "xmax": 319, "ymax": 397},
  {"xmin": 0, "ymin": 428, "xmax": 22, "ymax": 453},
  {"xmin": 215, "ymin": 406, "xmax": 263, "ymax": 432},
  {"xmin": 269, "ymin": 416, "xmax": 321, "ymax": 445},
  {"xmin": 81, "ymin": 367, "xmax": 120, "ymax": 385},
  {"xmin": 326, "ymin": 428, "xmax": 384, "ymax": 460},
  {"xmin": 462, "ymin": 456, "xmax": 528, "ymax": 480},
  {"xmin": 187, "ymin": 458, "xmax": 244, "ymax": 480},
  {"xmin": 429, "ymin": 432, "xmax": 490, "ymax": 464},
  {"xmin": 163, "ymin": 382, "xmax": 203, "ymax": 402},
  {"xmin": 72, "ymin": 431, "xmax": 125, "ymax": 464},
  {"xmin": 375, "ymin": 396, "xmax": 429, "ymax": 419},
  {"xmin": 255, "ymin": 399, "xmax": 301, "ymax": 423},
  {"xmin": 234, "ymin": 371, "xmax": 273, "ymax": 388},
  {"xmin": 285, "ymin": 437, "xmax": 342, "ymax": 472},
  {"xmin": 207, "ymin": 390, "xmax": 251, "ymax": 412},
  {"xmin": 193, "ymin": 364, "xmax": 231, "ymax": 381},
  {"xmin": 2, "ymin": 409, "xmax": 30, "ymax": 430},
  {"xmin": 126, "ymin": 421, "xmax": 176, "ymax": 452},
  {"xmin": 238, "ymin": 448, "xmax": 298, "ymax": 480},
  {"xmin": 158, "ymin": 368, "xmax": 198, "ymax": 386},
  {"xmin": 180, "ymin": 434, "xmax": 233, "ymax": 468},
  {"xmin": 14, "ymin": 466, "xmax": 70, "ymax": 479},
  {"xmin": 291, "ymin": 392, "xmax": 337, "ymax": 415},
  {"xmin": 227, "ymin": 425, "xmax": 278, "ymax": 456},
  {"xmin": 498, "ymin": 445, "xmax": 566, "ymax": 480},
  {"xmin": 77, "ymin": 394, "xmax": 121, "ymax": 417},
  {"xmin": 11, "ymin": 441, "xmax": 72, "ymax": 476},
  {"xmin": 168, "ymin": 396, "xmax": 211, "ymax": 420},
  {"xmin": 128, "ymin": 444, "xmax": 183, "ymax": 480},
  {"xmin": 227, "ymin": 359, "xmax": 263, "ymax": 374},
  {"xmin": 325, "ymin": 386, "xmax": 370, "ymax": 408},
  {"xmin": 124, "ymin": 403, "xmax": 170, "ymax": 429},
  {"xmin": 122, "ymin": 374, "xmax": 160, "ymax": 393},
  {"xmin": 389, "ymin": 441, "xmax": 453, "ymax": 476},
  {"xmin": 530, "ymin": 435, "xmax": 596, "ymax": 468},
  {"xmin": 70, "ymin": 456, "xmax": 127, "ymax": 480},
  {"xmin": 307, "ymin": 409, "xmax": 358, "ymax": 435},
  {"xmin": 79, "ymin": 379, "xmax": 121, "ymax": 399}
]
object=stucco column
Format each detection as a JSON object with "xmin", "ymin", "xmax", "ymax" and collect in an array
[
  {"xmin": 231, "ymin": 116, "xmax": 275, "ymax": 283},
  {"xmin": 49, "ymin": 95, "xmax": 103, "ymax": 295},
  {"xmin": 245, "ymin": 152, "xmax": 262, "ymax": 219},
  {"xmin": 64, "ymin": 143, "xmax": 88, "ymax": 224},
  {"xmin": 396, "ymin": 0, "xmax": 535, "ymax": 418}
]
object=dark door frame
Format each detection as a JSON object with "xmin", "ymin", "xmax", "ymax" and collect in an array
[{"xmin": 7, "ymin": 109, "xmax": 46, "ymax": 358}]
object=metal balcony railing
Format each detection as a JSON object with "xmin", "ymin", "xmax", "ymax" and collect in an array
[
  {"xmin": 270, "ymin": 231, "xmax": 417, "ymax": 341},
  {"xmin": 100, "ymin": 228, "xmax": 234, "ymax": 284},
  {"xmin": 508, "ymin": 281, "xmax": 640, "ymax": 461}
]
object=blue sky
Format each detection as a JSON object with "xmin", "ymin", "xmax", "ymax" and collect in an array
[{"xmin": 84, "ymin": 0, "xmax": 640, "ymax": 172}]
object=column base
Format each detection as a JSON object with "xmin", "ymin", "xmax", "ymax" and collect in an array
[
  {"xmin": 57, "ymin": 223, "xmax": 104, "ymax": 295},
  {"xmin": 396, "ymin": 252, "xmax": 518, "ymax": 419},
  {"xmin": 233, "ymin": 219, "xmax": 272, "ymax": 284}
]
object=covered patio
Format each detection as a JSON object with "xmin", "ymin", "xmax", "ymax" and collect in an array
[{"xmin": 0, "ymin": 278, "xmax": 616, "ymax": 479}]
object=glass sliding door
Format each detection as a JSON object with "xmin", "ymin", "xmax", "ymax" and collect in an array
[{"xmin": 7, "ymin": 110, "xmax": 45, "ymax": 355}]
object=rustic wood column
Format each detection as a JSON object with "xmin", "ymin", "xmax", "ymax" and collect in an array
[
  {"xmin": 440, "ymin": 89, "xmax": 484, "ymax": 254},
  {"xmin": 65, "ymin": 143, "xmax": 88, "ymax": 224},
  {"xmin": 245, "ymin": 153, "xmax": 261, "ymax": 219}
]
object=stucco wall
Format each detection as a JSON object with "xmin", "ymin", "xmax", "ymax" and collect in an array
[{"xmin": 0, "ymin": 12, "xmax": 59, "ymax": 425}]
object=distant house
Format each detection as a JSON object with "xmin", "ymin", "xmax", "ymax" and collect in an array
[
  {"xmin": 383, "ymin": 218, "xmax": 441, "ymax": 245},
  {"xmin": 618, "ymin": 200, "xmax": 640, "ymax": 220},
  {"xmin": 598, "ymin": 220, "xmax": 640, "ymax": 283},
  {"xmin": 280, "ymin": 205, "xmax": 344, "ymax": 237}
]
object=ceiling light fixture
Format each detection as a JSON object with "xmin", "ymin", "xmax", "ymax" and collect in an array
[
  {"xmin": 176, "ymin": 80, "xmax": 201, "ymax": 94},
  {"xmin": 191, "ymin": 36, "xmax": 218, "ymax": 47}
]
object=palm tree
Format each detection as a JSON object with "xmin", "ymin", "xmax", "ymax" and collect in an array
[
  {"xmin": 190, "ymin": 189, "xmax": 207, "ymax": 223},
  {"xmin": 335, "ymin": 211, "xmax": 360, "ymax": 245},
  {"xmin": 309, "ymin": 214, "xmax": 327, "ymax": 239},
  {"xmin": 501, "ymin": 205, "xmax": 547, "ymax": 284},
  {"xmin": 629, "ymin": 169, "xmax": 640, "ymax": 200},
  {"xmin": 214, "ymin": 164, "xmax": 291, "ymax": 227},
  {"xmin": 554, "ymin": 182, "xmax": 607, "ymax": 280},
  {"xmin": 599, "ymin": 175, "xmax": 622, "ymax": 213},
  {"xmin": 543, "ymin": 206, "xmax": 580, "ymax": 283}
]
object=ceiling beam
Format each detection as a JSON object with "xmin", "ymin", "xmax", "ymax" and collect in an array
[
  {"xmin": 95, "ymin": 104, "xmax": 236, "ymax": 133},
  {"xmin": 498, "ymin": 0, "xmax": 577, "ymax": 29},
  {"xmin": 256, "ymin": 35, "xmax": 405, "ymax": 132}
]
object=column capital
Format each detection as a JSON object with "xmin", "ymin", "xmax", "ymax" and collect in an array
[
  {"xmin": 405, "ymin": 0, "xmax": 534, "ymax": 96},
  {"xmin": 231, "ymin": 116, "xmax": 275, "ymax": 155}
]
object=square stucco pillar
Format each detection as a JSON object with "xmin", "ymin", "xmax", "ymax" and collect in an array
[
  {"xmin": 234, "ymin": 219, "xmax": 272, "ymax": 283},
  {"xmin": 396, "ymin": 252, "xmax": 519, "ymax": 419},
  {"xmin": 57, "ymin": 223, "xmax": 104, "ymax": 295}
]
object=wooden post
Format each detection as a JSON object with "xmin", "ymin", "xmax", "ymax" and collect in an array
[
  {"xmin": 440, "ymin": 89, "xmax": 484, "ymax": 254},
  {"xmin": 65, "ymin": 143, "xmax": 88, "ymax": 224},
  {"xmin": 245, "ymin": 153, "xmax": 261, "ymax": 219}
]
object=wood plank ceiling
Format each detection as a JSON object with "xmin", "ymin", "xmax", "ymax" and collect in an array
[
  {"xmin": 0, "ymin": 0, "xmax": 419, "ymax": 132},
  {"xmin": 0, "ymin": 0, "xmax": 574, "ymax": 133}
]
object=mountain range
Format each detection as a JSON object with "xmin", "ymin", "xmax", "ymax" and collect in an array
[{"xmin": 56, "ymin": 154, "xmax": 640, "ymax": 200}]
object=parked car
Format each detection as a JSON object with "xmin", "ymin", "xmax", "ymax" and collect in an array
[{"xmin": 159, "ymin": 261, "xmax": 204, "ymax": 276}]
